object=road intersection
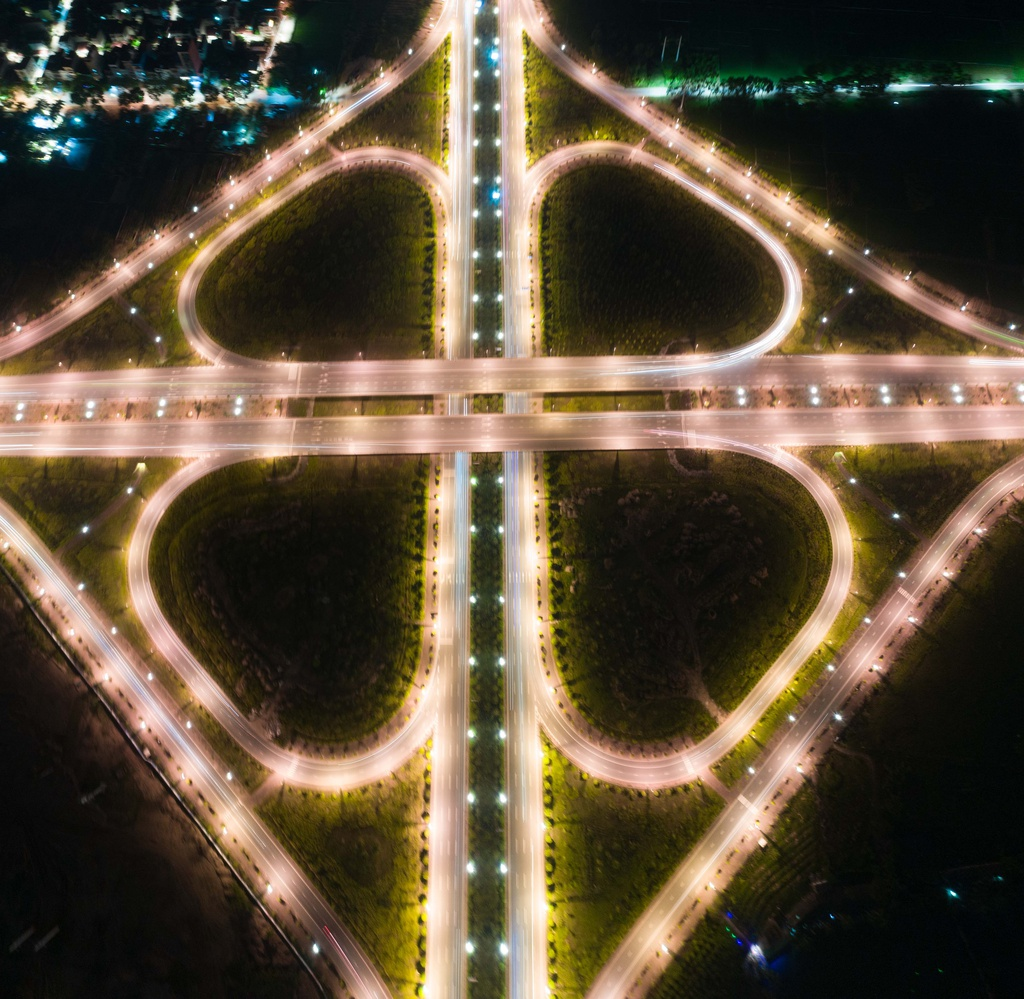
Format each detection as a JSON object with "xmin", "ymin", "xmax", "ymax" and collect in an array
[{"xmin": 1, "ymin": 0, "xmax": 1023, "ymax": 996}]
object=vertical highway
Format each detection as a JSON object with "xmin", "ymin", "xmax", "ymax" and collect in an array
[
  {"xmin": 425, "ymin": 0, "xmax": 475, "ymax": 996},
  {"xmin": 499, "ymin": 0, "xmax": 549, "ymax": 995}
]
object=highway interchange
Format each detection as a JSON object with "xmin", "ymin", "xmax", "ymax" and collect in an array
[{"xmin": 2, "ymin": 0, "xmax": 1024, "ymax": 996}]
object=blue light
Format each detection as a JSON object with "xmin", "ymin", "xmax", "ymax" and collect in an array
[
  {"xmin": 0, "ymin": 151, "xmax": 7, "ymax": 164},
  {"xmin": 489, "ymin": 49, "xmax": 499, "ymax": 63},
  {"xmin": 491, "ymin": 189, "xmax": 500, "ymax": 202}
]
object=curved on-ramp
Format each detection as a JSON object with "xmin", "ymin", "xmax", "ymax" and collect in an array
[
  {"xmin": 525, "ymin": 141, "xmax": 804, "ymax": 364},
  {"xmin": 587, "ymin": 450, "xmax": 1024, "ymax": 997},
  {"xmin": 0, "ymin": 490, "xmax": 397, "ymax": 999},
  {"xmin": 521, "ymin": 0, "xmax": 1023, "ymax": 353},
  {"xmin": 129, "ymin": 455, "xmax": 437, "ymax": 789},
  {"xmin": 532, "ymin": 437, "xmax": 852, "ymax": 787},
  {"xmin": 177, "ymin": 148, "xmax": 453, "ymax": 367},
  {"xmin": 0, "ymin": 0, "xmax": 455, "ymax": 364}
]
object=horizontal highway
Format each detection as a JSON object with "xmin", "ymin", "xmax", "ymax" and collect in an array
[{"xmin": 2, "ymin": 353, "xmax": 1023, "ymax": 403}]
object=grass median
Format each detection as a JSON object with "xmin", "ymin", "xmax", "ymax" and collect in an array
[
  {"xmin": 150, "ymin": 456, "xmax": 428, "ymax": 747},
  {"xmin": 778, "ymin": 238, "xmax": 998, "ymax": 355},
  {"xmin": 540, "ymin": 163, "xmax": 784, "ymax": 355},
  {"xmin": 545, "ymin": 449, "xmax": 829, "ymax": 744},
  {"xmin": 829, "ymin": 441, "xmax": 1024, "ymax": 536},
  {"xmin": 0, "ymin": 457, "xmax": 139, "ymax": 549},
  {"xmin": 196, "ymin": 170, "xmax": 436, "ymax": 362},
  {"xmin": 0, "ymin": 302, "xmax": 167, "ymax": 375},
  {"xmin": 467, "ymin": 455, "xmax": 506, "ymax": 997}
]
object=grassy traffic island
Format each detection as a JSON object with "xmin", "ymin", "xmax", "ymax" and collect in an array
[
  {"xmin": 0, "ymin": 301, "xmax": 170, "ymax": 375},
  {"xmin": 151, "ymin": 456, "xmax": 429, "ymax": 746},
  {"xmin": 545, "ymin": 738, "xmax": 723, "ymax": 996},
  {"xmin": 651, "ymin": 503, "xmax": 1024, "ymax": 999},
  {"xmin": 196, "ymin": 171, "xmax": 437, "ymax": 361},
  {"xmin": 332, "ymin": 37, "xmax": 449, "ymax": 166},
  {"xmin": 545, "ymin": 450, "xmax": 830, "ymax": 744},
  {"xmin": 257, "ymin": 750, "xmax": 429, "ymax": 996},
  {"xmin": 823, "ymin": 441, "xmax": 1024, "ymax": 536},
  {"xmin": 523, "ymin": 35, "xmax": 643, "ymax": 164},
  {"xmin": 539, "ymin": 164, "xmax": 784, "ymax": 355}
]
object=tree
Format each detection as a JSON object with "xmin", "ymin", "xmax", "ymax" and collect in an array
[
  {"xmin": 118, "ymin": 84, "xmax": 143, "ymax": 107},
  {"xmin": 68, "ymin": 73, "xmax": 100, "ymax": 107},
  {"xmin": 171, "ymin": 80, "xmax": 194, "ymax": 107},
  {"xmin": 200, "ymin": 81, "xmax": 221, "ymax": 104},
  {"xmin": 269, "ymin": 43, "xmax": 314, "ymax": 98}
]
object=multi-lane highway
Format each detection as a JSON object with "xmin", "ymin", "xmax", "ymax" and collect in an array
[
  {"xmin": 3, "ymin": 351, "xmax": 1024, "ymax": 405},
  {"xmin": 6, "ymin": 405, "xmax": 1024, "ymax": 456},
  {"xmin": 2, "ymin": 0, "xmax": 1024, "ymax": 995},
  {"xmin": 423, "ymin": 0, "xmax": 478, "ymax": 988}
]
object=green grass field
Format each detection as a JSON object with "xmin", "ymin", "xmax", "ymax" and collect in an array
[
  {"xmin": 196, "ymin": 171, "xmax": 436, "ymax": 362},
  {"xmin": 540, "ymin": 164, "xmax": 783, "ymax": 355},
  {"xmin": 544, "ymin": 393, "xmax": 664, "ymax": 412},
  {"xmin": 831, "ymin": 441, "xmax": 1024, "ymax": 535},
  {"xmin": 0, "ymin": 302, "xmax": 166, "ymax": 375},
  {"xmin": 523, "ymin": 35, "xmax": 643, "ymax": 164},
  {"xmin": 0, "ymin": 457, "xmax": 140, "ymax": 549},
  {"xmin": 545, "ymin": 450, "xmax": 829, "ymax": 743},
  {"xmin": 332, "ymin": 38, "xmax": 449, "ymax": 166},
  {"xmin": 257, "ymin": 750, "xmax": 428, "ymax": 995},
  {"xmin": 150, "ymin": 456, "xmax": 428, "ymax": 746},
  {"xmin": 777, "ymin": 235, "xmax": 992, "ymax": 356},
  {"xmin": 545, "ymin": 738, "xmax": 723, "ymax": 996},
  {"xmin": 654, "ymin": 504, "xmax": 1024, "ymax": 998}
]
